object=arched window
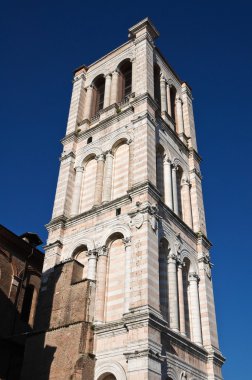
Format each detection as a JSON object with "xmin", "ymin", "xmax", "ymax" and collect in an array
[
  {"xmin": 0, "ymin": 252, "xmax": 13, "ymax": 297},
  {"xmin": 159, "ymin": 239, "xmax": 169, "ymax": 321},
  {"xmin": 79, "ymin": 156, "xmax": 97, "ymax": 212},
  {"xmin": 156, "ymin": 145, "xmax": 165, "ymax": 199},
  {"xmin": 154, "ymin": 64, "xmax": 161, "ymax": 107},
  {"xmin": 105, "ymin": 233, "xmax": 125, "ymax": 322},
  {"xmin": 170, "ymin": 85, "xmax": 177, "ymax": 121},
  {"xmin": 73, "ymin": 245, "xmax": 88, "ymax": 279},
  {"xmin": 176, "ymin": 166, "xmax": 183, "ymax": 219},
  {"xmin": 118, "ymin": 60, "xmax": 132, "ymax": 102},
  {"xmin": 98, "ymin": 374, "xmax": 116, "ymax": 380},
  {"xmin": 21, "ymin": 284, "xmax": 35, "ymax": 324},
  {"xmin": 92, "ymin": 76, "xmax": 105, "ymax": 115},
  {"xmin": 112, "ymin": 142, "xmax": 129, "ymax": 200},
  {"xmin": 182, "ymin": 258, "xmax": 191, "ymax": 339}
]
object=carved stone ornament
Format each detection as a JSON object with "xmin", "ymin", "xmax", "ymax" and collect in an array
[
  {"xmin": 148, "ymin": 204, "xmax": 159, "ymax": 232},
  {"xmin": 129, "ymin": 212, "xmax": 144, "ymax": 229}
]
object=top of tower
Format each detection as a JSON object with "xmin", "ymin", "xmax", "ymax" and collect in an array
[{"xmin": 128, "ymin": 17, "xmax": 159, "ymax": 41}]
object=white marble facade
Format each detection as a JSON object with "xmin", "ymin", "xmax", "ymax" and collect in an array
[{"xmin": 44, "ymin": 18, "xmax": 224, "ymax": 380}]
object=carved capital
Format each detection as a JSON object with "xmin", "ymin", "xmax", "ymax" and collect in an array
[
  {"xmin": 122, "ymin": 237, "xmax": 131, "ymax": 249},
  {"xmin": 97, "ymin": 246, "xmax": 108, "ymax": 257},
  {"xmin": 189, "ymin": 272, "xmax": 200, "ymax": 282},
  {"xmin": 75, "ymin": 166, "xmax": 84, "ymax": 173},
  {"xmin": 96, "ymin": 153, "xmax": 106, "ymax": 162}
]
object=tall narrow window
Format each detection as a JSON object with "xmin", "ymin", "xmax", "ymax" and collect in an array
[
  {"xmin": 112, "ymin": 143, "xmax": 129, "ymax": 200},
  {"xmin": 92, "ymin": 76, "xmax": 105, "ymax": 115},
  {"xmin": 154, "ymin": 64, "xmax": 161, "ymax": 108},
  {"xmin": 159, "ymin": 239, "xmax": 169, "ymax": 321},
  {"xmin": 79, "ymin": 157, "xmax": 97, "ymax": 212},
  {"xmin": 105, "ymin": 234, "xmax": 125, "ymax": 322},
  {"xmin": 176, "ymin": 166, "xmax": 183, "ymax": 219},
  {"xmin": 118, "ymin": 60, "xmax": 132, "ymax": 101},
  {"xmin": 21, "ymin": 284, "xmax": 35, "ymax": 324},
  {"xmin": 156, "ymin": 145, "xmax": 165, "ymax": 199},
  {"xmin": 183, "ymin": 258, "xmax": 191, "ymax": 339},
  {"xmin": 170, "ymin": 85, "xmax": 177, "ymax": 121}
]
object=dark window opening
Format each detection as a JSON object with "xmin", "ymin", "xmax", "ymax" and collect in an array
[
  {"xmin": 154, "ymin": 64, "xmax": 161, "ymax": 108},
  {"xmin": 119, "ymin": 60, "xmax": 132, "ymax": 100},
  {"xmin": 116, "ymin": 208, "xmax": 121, "ymax": 216},
  {"xmin": 21, "ymin": 284, "xmax": 34, "ymax": 323},
  {"xmin": 87, "ymin": 136, "xmax": 92, "ymax": 144}
]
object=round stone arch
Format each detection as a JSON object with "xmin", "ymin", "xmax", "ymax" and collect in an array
[
  {"xmin": 167, "ymin": 367, "xmax": 179, "ymax": 380},
  {"xmin": 173, "ymin": 157, "xmax": 187, "ymax": 174},
  {"xmin": 156, "ymin": 141, "xmax": 172, "ymax": 162},
  {"xmin": 180, "ymin": 249, "xmax": 198, "ymax": 274},
  {"xmin": 75, "ymin": 146, "xmax": 102, "ymax": 168},
  {"xmin": 85, "ymin": 72, "xmax": 106, "ymax": 88},
  {"xmin": 100, "ymin": 224, "xmax": 131, "ymax": 248},
  {"xmin": 103, "ymin": 131, "xmax": 133, "ymax": 154},
  {"xmin": 68, "ymin": 237, "xmax": 95, "ymax": 259},
  {"xmin": 95, "ymin": 361, "xmax": 127, "ymax": 380}
]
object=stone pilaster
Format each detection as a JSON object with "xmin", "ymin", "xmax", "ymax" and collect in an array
[
  {"xmin": 175, "ymin": 97, "xmax": 184, "ymax": 136},
  {"xmin": 71, "ymin": 166, "xmax": 84, "ymax": 216},
  {"xmin": 189, "ymin": 272, "xmax": 203, "ymax": 345},
  {"xmin": 110, "ymin": 70, "xmax": 119, "ymax": 104},
  {"xmin": 87, "ymin": 250, "xmax": 98, "ymax": 281},
  {"xmin": 103, "ymin": 73, "xmax": 112, "ymax": 108},
  {"xmin": 172, "ymin": 165, "xmax": 179, "ymax": 215},
  {"xmin": 94, "ymin": 154, "xmax": 105, "ymax": 206},
  {"xmin": 123, "ymin": 237, "xmax": 132, "ymax": 314},
  {"xmin": 168, "ymin": 253, "xmax": 179, "ymax": 332},
  {"xmin": 163, "ymin": 158, "xmax": 173, "ymax": 209},
  {"xmin": 66, "ymin": 68, "xmax": 86, "ymax": 134},
  {"xmin": 181, "ymin": 177, "xmax": 193, "ymax": 228},
  {"xmin": 102, "ymin": 151, "xmax": 114, "ymax": 203},
  {"xmin": 95, "ymin": 246, "xmax": 108, "ymax": 323},
  {"xmin": 177, "ymin": 261, "xmax": 186, "ymax": 336}
]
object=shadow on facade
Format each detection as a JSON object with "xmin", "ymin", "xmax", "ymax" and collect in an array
[{"xmin": 21, "ymin": 260, "xmax": 95, "ymax": 380}]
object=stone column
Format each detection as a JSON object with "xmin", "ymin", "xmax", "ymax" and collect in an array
[
  {"xmin": 128, "ymin": 140, "xmax": 133, "ymax": 189},
  {"xmin": 172, "ymin": 165, "xmax": 179, "ymax": 215},
  {"xmin": 102, "ymin": 151, "xmax": 114, "ymax": 203},
  {"xmin": 131, "ymin": 58, "xmax": 136, "ymax": 93},
  {"xmin": 94, "ymin": 154, "xmax": 105, "ymax": 206},
  {"xmin": 71, "ymin": 166, "xmax": 84, "ymax": 216},
  {"xmin": 166, "ymin": 83, "xmax": 171, "ymax": 116},
  {"xmin": 189, "ymin": 273, "xmax": 203, "ymax": 345},
  {"xmin": 168, "ymin": 254, "xmax": 179, "ymax": 332},
  {"xmin": 103, "ymin": 73, "xmax": 112, "ymax": 108},
  {"xmin": 177, "ymin": 261, "xmax": 186, "ymax": 336},
  {"xmin": 160, "ymin": 76, "xmax": 168, "ymax": 113},
  {"xmin": 163, "ymin": 158, "xmax": 173, "ymax": 209},
  {"xmin": 110, "ymin": 70, "xmax": 120, "ymax": 104},
  {"xmin": 83, "ymin": 85, "xmax": 94, "ymax": 121},
  {"xmin": 95, "ymin": 247, "xmax": 108, "ymax": 323},
  {"xmin": 181, "ymin": 178, "xmax": 193, "ymax": 228},
  {"xmin": 176, "ymin": 97, "xmax": 184, "ymax": 135},
  {"xmin": 123, "ymin": 237, "xmax": 132, "ymax": 314},
  {"xmin": 87, "ymin": 250, "xmax": 98, "ymax": 281}
]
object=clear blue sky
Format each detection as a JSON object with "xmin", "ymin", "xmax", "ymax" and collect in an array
[{"xmin": 0, "ymin": 1, "xmax": 251, "ymax": 378}]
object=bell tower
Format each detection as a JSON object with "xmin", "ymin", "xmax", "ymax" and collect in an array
[{"xmin": 22, "ymin": 18, "xmax": 224, "ymax": 380}]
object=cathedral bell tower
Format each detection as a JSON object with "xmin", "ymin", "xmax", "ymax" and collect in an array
[{"xmin": 22, "ymin": 18, "xmax": 224, "ymax": 380}]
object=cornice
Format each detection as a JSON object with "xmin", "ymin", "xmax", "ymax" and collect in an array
[
  {"xmin": 189, "ymin": 147, "xmax": 202, "ymax": 163},
  {"xmin": 157, "ymin": 116, "xmax": 190, "ymax": 157},
  {"xmin": 61, "ymin": 131, "xmax": 78, "ymax": 145},
  {"xmin": 45, "ymin": 215, "xmax": 67, "ymax": 230},
  {"xmin": 77, "ymin": 106, "xmax": 134, "ymax": 139},
  {"xmin": 43, "ymin": 239, "xmax": 63, "ymax": 251},
  {"xmin": 158, "ymin": 201, "xmax": 198, "ymax": 243}
]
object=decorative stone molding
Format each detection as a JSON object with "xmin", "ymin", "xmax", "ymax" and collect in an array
[
  {"xmin": 97, "ymin": 246, "xmax": 108, "ymax": 257},
  {"xmin": 122, "ymin": 236, "xmax": 131, "ymax": 248},
  {"xmin": 95, "ymin": 361, "xmax": 127, "ymax": 380},
  {"xmin": 128, "ymin": 202, "xmax": 159, "ymax": 231}
]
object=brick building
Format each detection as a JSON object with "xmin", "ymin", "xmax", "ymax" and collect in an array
[
  {"xmin": 0, "ymin": 225, "xmax": 43, "ymax": 379},
  {"xmin": 21, "ymin": 18, "xmax": 224, "ymax": 380}
]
